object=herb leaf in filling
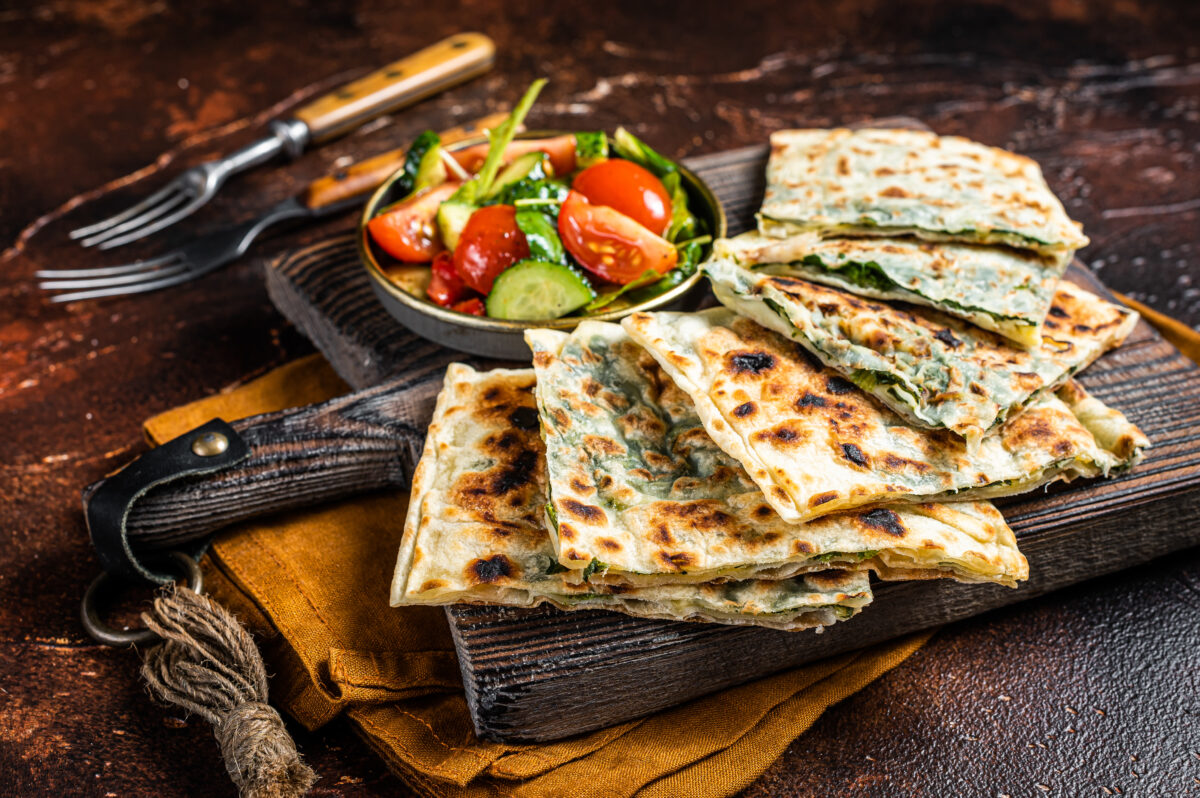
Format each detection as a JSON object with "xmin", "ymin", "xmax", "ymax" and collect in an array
[{"xmin": 715, "ymin": 231, "xmax": 1067, "ymax": 348}]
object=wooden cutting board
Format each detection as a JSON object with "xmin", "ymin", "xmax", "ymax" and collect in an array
[{"xmin": 263, "ymin": 144, "xmax": 1200, "ymax": 743}]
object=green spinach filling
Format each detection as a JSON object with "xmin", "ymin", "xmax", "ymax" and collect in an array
[
  {"xmin": 810, "ymin": 550, "xmax": 878, "ymax": 563},
  {"xmin": 789, "ymin": 254, "xmax": 1029, "ymax": 325}
]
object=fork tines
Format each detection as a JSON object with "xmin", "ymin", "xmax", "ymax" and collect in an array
[
  {"xmin": 68, "ymin": 169, "xmax": 208, "ymax": 250},
  {"xmin": 37, "ymin": 253, "xmax": 192, "ymax": 303}
]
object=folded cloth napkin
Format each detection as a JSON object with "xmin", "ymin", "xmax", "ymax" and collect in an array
[
  {"xmin": 143, "ymin": 356, "xmax": 928, "ymax": 797},
  {"xmin": 142, "ymin": 298, "xmax": 1196, "ymax": 797}
]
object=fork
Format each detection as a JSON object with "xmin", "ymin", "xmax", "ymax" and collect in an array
[
  {"xmin": 38, "ymin": 113, "xmax": 509, "ymax": 302},
  {"xmin": 68, "ymin": 32, "xmax": 494, "ymax": 250},
  {"xmin": 40, "ymin": 195, "xmax": 359, "ymax": 302}
]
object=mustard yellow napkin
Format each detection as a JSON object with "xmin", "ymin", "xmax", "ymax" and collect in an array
[
  {"xmin": 142, "ymin": 299, "xmax": 1196, "ymax": 796},
  {"xmin": 143, "ymin": 355, "xmax": 929, "ymax": 797}
]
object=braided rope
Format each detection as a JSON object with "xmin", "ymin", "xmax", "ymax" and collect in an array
[{"xmin": 141, "ymin": 586, "xmax": 316, "ymax": 798}]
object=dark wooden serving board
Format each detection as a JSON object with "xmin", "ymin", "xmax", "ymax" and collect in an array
[{"xmin": 263, "ymin": 145, "xmax": 1200, "ymax": 743}]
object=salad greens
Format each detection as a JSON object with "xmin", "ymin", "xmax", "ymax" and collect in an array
[
  {"xmin": 574, "ymin": 131, "xmax": 609, "ymax": 168},
  {"xmin": 380, "ymin": 129, "xmax": 443, "ymax": 210},
  {"xmin": 514, "ymin": 209, "xmax": 568, "ymax": 265},
  {"xmin": 369, "ymin": 81, "xmax": 715, "ymax": 322},
  {"xmin": 451, "ymin": 79, "xmax": 547, "ymax": 205}
]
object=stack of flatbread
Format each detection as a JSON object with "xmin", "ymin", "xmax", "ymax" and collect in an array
[{"xmin": 391, "ymin": 128, "xmax": 1149, "ymax": 633}]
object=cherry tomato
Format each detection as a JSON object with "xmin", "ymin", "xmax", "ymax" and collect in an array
[
  {"xmin": 451, "ymin": 297, "xmax": 486, "ymax": 316},
  {"xmin": 451, "ymin": 135, "xmax": 577, "ymax": 177},
  {"xmin": 426, "ymin": 251, "xmax": 473, "ymax": 308},
  {"xmin": 453, "ymin": 204, "xmax": 530, "ymax": 294},
  {"xmin": 572, "ymin": 159, "xmax": 673, "ymax": 236},
  {"xmin": 366, "ymin": 182, "xmax": 459, "ymax": 263},
  {"xmin": 558, "ymin": 191, "xmax": 677, "ymax": 284}
]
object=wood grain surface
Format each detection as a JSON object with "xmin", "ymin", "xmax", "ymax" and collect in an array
[
  {"xmin": 267, "ymin": 143, "xmax": 1200, "ymax": 742},
  {"xmin": 2, "ymin": 1, "xmax": 1199, "ymax": 795}
]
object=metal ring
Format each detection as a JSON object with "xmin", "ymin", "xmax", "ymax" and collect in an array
[{"xmin": 80, "ymin": 552, "xmax": 204, "ymax": 647}]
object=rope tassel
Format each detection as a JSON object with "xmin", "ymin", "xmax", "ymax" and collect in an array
[{"xmin": 140, "ymin": 586, "xmax": 317, "ymax": 798}]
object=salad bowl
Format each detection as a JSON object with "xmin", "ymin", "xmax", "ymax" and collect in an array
[{"xmin": 358, "ymin": 129, "xmax": 725, "ymax": 360}]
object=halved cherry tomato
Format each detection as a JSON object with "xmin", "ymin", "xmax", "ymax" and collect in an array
[
  {"xmin": 451, "ymin": 135, "xmax": 577, "ymax": 177},
  {"xmin": 366, "ymin": 182, "xmax": 459, "ymax": 263},
  {"xmin": 572, "ymin": 159, "xmax": 673, "ymax": 236},
  {"xmin": 558, "ymin": 191, "xmax": 677, "ymax": 284},
  {"xmin": 426, "ymin": 251, "xmax": 472, "ymax": 308},
  {"xmin": 453, "ymin": 204, "xmax": 530, "ymax": 294},
  {"xmin": 451, "ymin": 297, "xmax": 486, "ymax": 316}
]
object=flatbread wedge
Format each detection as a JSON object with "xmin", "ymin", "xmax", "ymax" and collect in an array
[
  {"xmin": 390, "ymin": 363, "xmax": 873, "ymax": 631},
  {"xmin": 758, "ymin": 128, "xmax": 1088, "ymax": 258},
  {"xmin": 714, "ymin": 231, "xmax": 1066, "ymax": 348},
  {"xmin": 622, "ymin": 308, "xmax": 1148, "ymax": 524},
  {"xmin": 526, "ymin": 322, "xmax": 1028, "ymax": 588},
  {"xmin": 704, "ymin": 259, "xmax": 1139, "ymax": 448}
]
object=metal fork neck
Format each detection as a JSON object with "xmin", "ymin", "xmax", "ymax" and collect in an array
[
  {"xmin": 270, "ymin": 118, "xmax": 311, "ymax": 159},
  {"xmin": 210, "ymin": 119, "xmax": 310, "ymax": 183}
]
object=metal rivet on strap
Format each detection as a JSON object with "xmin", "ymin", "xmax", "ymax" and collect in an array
[{"xmin": 191, "ymin": 431, "xmax": 230, "ymax": 457}]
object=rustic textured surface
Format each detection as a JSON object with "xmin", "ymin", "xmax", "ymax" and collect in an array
[{"xmin": 2, "ymin": 1, "xmax": 1199, "ymax": 795}]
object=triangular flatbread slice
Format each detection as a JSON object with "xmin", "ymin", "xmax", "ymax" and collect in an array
[
  {"xmin": 390, "ymin": 363, "xmax": 873, "ymax": 631},
  {"xmin": 622, "ymin": 309, "xmax": 1147, "ymax": 524},
  {"xmin": 527, "ymin": 322, "xmax": 1028, "ymax": 588},
  {"xmin": 704, "ymin": 259, "xmax": 1138, "ymax": 448},
  {"xmin": 758, "ymin": 128, "xmax": 1088, "ymax": 258},
  {"xmin": 715, "ymin": 231, "xmax": 1067, "ymax": 348}
]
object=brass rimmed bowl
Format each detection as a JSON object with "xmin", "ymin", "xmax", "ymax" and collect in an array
[{"xmin": 358, "ymin": 130, "xmax": 725, "ymax": 360}]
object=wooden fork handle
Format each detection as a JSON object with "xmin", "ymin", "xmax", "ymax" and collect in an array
[
  {"xmin": 292, "ymin": 33, "xmax": 495, "ymax": 144},
  {"xmin": 301, "ymin": 111, "xmax": 510, "ymax": 210}
]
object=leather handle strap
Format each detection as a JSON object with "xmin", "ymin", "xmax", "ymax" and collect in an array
[
  {"xmin": 85, "ymin": 419, "xmax": 250, "ymax": 583},
  {"xmin": 84, "ymin": 374, "xmax": 441, "ymax": 584}
]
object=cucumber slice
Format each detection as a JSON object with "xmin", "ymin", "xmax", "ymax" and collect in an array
[
  {"xmin": 436, "ymin": 199, "xmax": 476, "ymax": 252},
  {"xmin": 574, "ymin": 131, "xmax": 609, "ymax": 169},
  {"xmin": 486, "ymin": 260, "xmax": 595, "ymax": 320},
  {"xmin": 412, "ymin": 143, "xmax": 447, "ymax": 193},
  {"xmin": 487, "ymin": 151, "xmax": 549, "ymax": 200}
]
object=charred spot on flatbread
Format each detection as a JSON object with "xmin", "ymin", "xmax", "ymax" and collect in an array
[
  {"xmin": 794, "ymin": 391, "xmax": 828, "ymax": 409},
  {"xmin": 840, "ymin": 442, "xmax": 869, "ymax": 467},
  {"xmin": 825, "ymin": 376, "xmax": 856, "ymax": 394},
  {"xmin": 583, "ymin": 434, "xmax": 626, "ymax": 456},
  {"xmin": 858, "ymin": 508, "xmax": 907, "ymax": 538},
  {"xmin": 733, "ymin": 401, "xmax": 757, "ymax": 417},
  {"xmin": 492, "ymin": 450, "xmax": 539, "ymax": 494},
  {"xmin": 809, "ymin": 491, "xmax": 839, "ymax": 507},
  {"xmin": 933, "ymin": 328, "xmax": 962, "ymax": 348},
  {"xmin": 656, "ymin": 551, "xmax": 696, "ymax": 570},
  {"xmin": 468, "ymin": 554, "xmax": 515, "ymax": 584},
  {"xmin": 728, "ymin": 351, "xmax": 776, "ymax": 375},
  {"xmin": 560, "ymin": 498, "xmax": 606, "ymax": 524},
  {"xmin": 508, "ymin": 405, "xmax": 539, "ymax": 431},
  {"xmin": 453, "ymin": 449, "xmax": 540, "ymax": 511}
]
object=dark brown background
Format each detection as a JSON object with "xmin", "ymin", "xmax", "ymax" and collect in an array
[{"xmin": 1, "ymin": 1, "xmax": 1198, "ymax": 795}]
